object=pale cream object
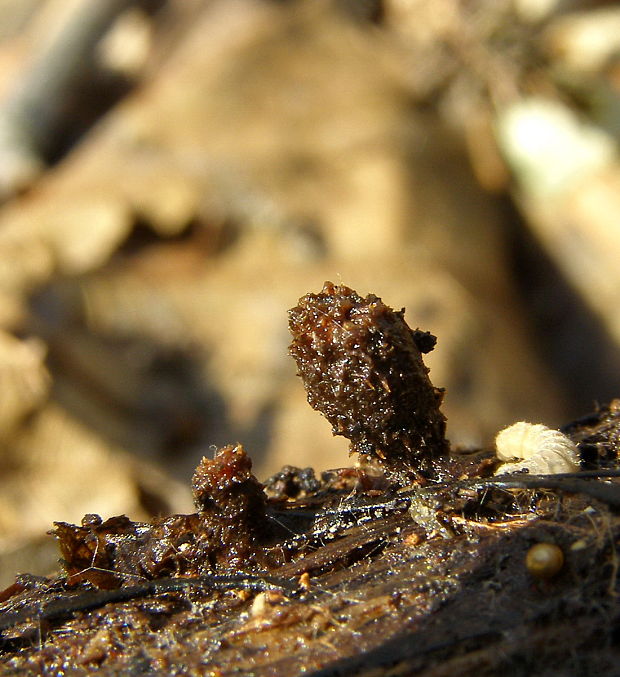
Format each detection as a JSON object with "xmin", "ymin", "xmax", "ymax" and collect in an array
[
  {"xmin": 494, "ymin": 421, "xmax": 580, "ymax": 475},
  {"xmin": 495, "ymin": 98, "xmax": 620, "ymax": 349}
]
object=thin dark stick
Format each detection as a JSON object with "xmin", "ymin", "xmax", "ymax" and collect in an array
[
  {"xmin": 0, "ymin": 574, "xmax": 298, "ymax": 634},
  {"xmin": 463, "ymin": 474, "xmax": 620, "ymax": 508},
  {"xmin": 271, "ymin": 470, "xmax": 620, "ymax": 546}
]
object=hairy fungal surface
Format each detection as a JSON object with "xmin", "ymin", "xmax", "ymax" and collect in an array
[
  {"xmin": 288, "ymin": 281, "xmax": 447, "ymax": 480},
  {"xmin": 495, "ymin": 421, "xmax": 581, "ymax": 475}
]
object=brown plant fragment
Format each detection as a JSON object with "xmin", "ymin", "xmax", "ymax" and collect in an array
[
  {"xmin": 52, "ymin": 444, "xmax": 276, "ymax": 588},
  {"xmin": 288, "ymin": 281, "xmax": 447, "ymax": 482}
]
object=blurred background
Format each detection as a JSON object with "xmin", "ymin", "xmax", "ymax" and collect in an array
[{"xmin": 0, "ymin": 0, "xmax": 619, "ymax": 583}]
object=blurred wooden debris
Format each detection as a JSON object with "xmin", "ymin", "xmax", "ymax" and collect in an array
[
  {"xmin": 0, "ymin": 332, "xmax": 49, "ymax": 438},
  {"xmin": 496, "ymin": 97, "xmax": 620, "ymax": 373},
  {"xmin": 0, "ymin": 0, "xmax": 137, "ymax": 199},
  {"xmin": 545, "ymin": 6, "xmax": 620, "ymax": 73}
]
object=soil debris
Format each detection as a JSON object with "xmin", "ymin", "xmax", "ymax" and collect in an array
[{"xmin": 563, "ymin": 398, "xmax": 620, "ymax": 469}]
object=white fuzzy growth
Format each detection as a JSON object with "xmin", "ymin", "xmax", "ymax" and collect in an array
[{"xmin": 494, "ymin": 421, "xmax": 580, "ymax": 475}]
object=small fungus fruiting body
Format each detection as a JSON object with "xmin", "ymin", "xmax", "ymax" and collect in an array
[
  {"xmin": 191, "ymin": 443, "xmax": 268, "ymax": 518},
  {"xmin": 53, "ymin": 444, "xmax": 275, "ymax": 588},
  {"xmin": 288, "ymin": 282, "xmax": 447, "ymax": 482},
  {"xmin": 525, "ymin": 542, "xmax": 564, "ymax": 579},
  {"xmin": 494, "ymin": 422, "xmax": 580, "ymax": 475}
]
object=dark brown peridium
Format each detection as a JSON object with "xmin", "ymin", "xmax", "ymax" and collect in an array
[
  {"xmin": 53, "ymin": 445, "xmax": 277, "ymax": 588},
  {"xmin": 288, "ymin": 282, "xmax": 448, "ymax": 483}
]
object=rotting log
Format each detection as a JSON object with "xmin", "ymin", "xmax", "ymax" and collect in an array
[{"xmin": 1, "ymin": 283, "xmax": 619, "ymax": 675}]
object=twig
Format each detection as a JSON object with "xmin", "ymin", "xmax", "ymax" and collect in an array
[
  {"xmin": 0, "ymin": 573, "xmax": 298, "ymax": 636},
  {"xmin": 464, "ymin": 473, "xmax": 620, "ymax": 509},
  {"xmin": 0, "ymin": 0, "xmax": 136, "ymax": 199}
]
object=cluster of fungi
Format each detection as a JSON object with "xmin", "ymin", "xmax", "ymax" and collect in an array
[
  {"xmin": 44, "ymin": 282, "xmax": 454, "ymax": 590},
  {"xmin": 1, "ymin": 283, "xmax": 620, "ymax": 675},
  {"xmin": 21, "ymin": 282, "xmax": 455, "ymax": 592}
]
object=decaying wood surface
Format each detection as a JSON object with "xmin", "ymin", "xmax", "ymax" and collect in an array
[
  {"xmin": 1, "ymin": 422, "xmax": 619, "ymax": 675},
  {"xmin": 1, "ymin": 284, "xmax": 619, "ymax": 675}
]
